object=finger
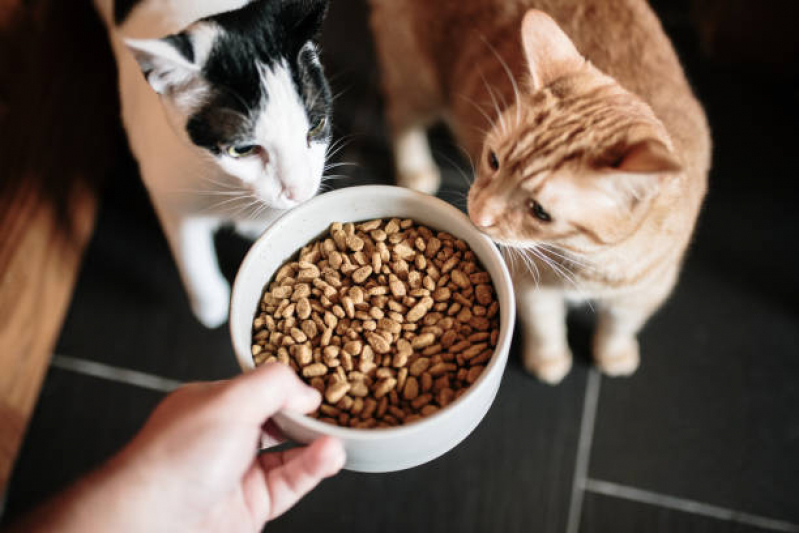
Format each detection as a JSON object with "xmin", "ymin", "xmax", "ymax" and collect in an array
[
  {"xmin": 262, "ymin": 436, "xmax": 345, "ymax": 520},
  {"xmin": 259, "ymin": 420, "xmax": 286, "ymax": 450},
  {"xmin": 219, "ymin": 363, "xmax": 321, "ymax": 423},
  {"xmin": 258, "ymin": 445, "xmax": 307, "ymax": 471}
]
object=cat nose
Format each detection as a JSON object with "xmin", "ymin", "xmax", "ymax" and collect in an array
[
  {"xmin": 281, "ymin": 185, "xmax": 311, "ymax": 203},
  {"xmin": 470, "ymin": 209, "xmax": 496, "ymax": 228},
  {"xmin": 283, "ymin": 187, "xmax": 299, "ymax": 200}
]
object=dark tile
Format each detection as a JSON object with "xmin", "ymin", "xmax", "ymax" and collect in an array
[
  {"xmin": 589, "ymin": 253, "xmax": 799, "ymax": 521},
  {"xmin": 580, "ymin": 491, "xmax": 778, "ymax": 533},
  {"xmin": 2, "ymin": 368, "xmax": 164, "ymax": 522},
  {"xmin": 268, "ymin": 360, "xmax": 588, "ymax": 533},
  {"xmin": 53, "ymin": 156, "xmax": 243, "ymax": 382}
]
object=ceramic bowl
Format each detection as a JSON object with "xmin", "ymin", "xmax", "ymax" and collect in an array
[{"xmin": 230, "ymin": 185, "xmax": 515, "ymax": 472}]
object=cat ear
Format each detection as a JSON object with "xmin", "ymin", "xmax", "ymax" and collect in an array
[
  {"xmin": 520, "ymin": 10, "xmax": 585, "ymax": 90},
  {"xmin": 602, "ymin": 139, "xmax": 682, "ymax": 209},
  {"xmin": 125, "ymin": 34, "xmax": 199, "ymax": 95},
  {"xmin": 612, "ymin": 139, "xmax": 682, "ymax": 174},
  {"xmin": 278, "ymin": 0, "xmax": 329, "ymax": 46}
]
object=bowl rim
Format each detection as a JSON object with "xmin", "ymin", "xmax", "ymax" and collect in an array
[{"xmin": 230, "ymin": 185, "xmax": 515, "ymax": 441}]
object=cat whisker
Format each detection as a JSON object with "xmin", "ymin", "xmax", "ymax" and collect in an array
[
  {"xmin": 208, "ymin": 193, "xmax": 256, "ymax": 210},
  {"xmin": 324, "ymin": 161, "xmax": 360, "ymax": 171},
  {"xmin": 499, "ymin": 245, "xmax": 515, "ymax": 275},
  {"xmin": 197, "ymin": 196, "xmax": 251, "ymax": 217},
  {"xmin": 437, "ymin": 189, "xmax": 469, "ymax": 208},
  {"xmin": 479, "ymin": 71, "xmax": 507, "ymax": 134},
  {"xmin": 432, "ymin": 149, "xmax": 474, "ymax": 188},
  {"xmin": 193, "ymin": 172, "xmax": 241, "ymax": 190},
  {"xmin": 458, "ymin": 94, "xmax": 499, "ymax": 133},
  {"xmin": 326, "ymin": 135, "xmax": 355, "ymax": 161},
  {"xmin": 170, "ymin": 189, "xmax": 247, "ymax": 197},
  {"xmin": 537, "ymin": 242, "xmax": 594, "ymax": 271},
  {"xmin": 450, "ymin": 143, "xmax": 477, "ymax": 175},
  {"xmin": 526, "ymin": 245, "xmax": 593, "ymax": 310},
  {"xmin": 479, "ymin": 34, "xmax": 523, "ymax": 129},
  {"xmin": 318, "ymin": 183, "xmax": 336, "ymax": 194},
  {"xmin": 248, "ymin": 201, "xmax": 270, "ymax": 222},
  {"xmin": 329, "ymin": 86, "xmax": 351, "ymax": 104},
  {"xmin": 230, "ymin": 196, "xmax": 265, "ymax": 219},
  {"xmin": 467, "ymin": 124, "xmax": 494, "ymax": 138},
  {"xmin": 514, "ymin": 245, "xmax": 540, "ymax": 287}
]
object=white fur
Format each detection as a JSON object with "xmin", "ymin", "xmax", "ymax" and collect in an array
[
  {"xmin": 393, "ymin": 127, "xmax": 440, "ymax": 195},
  {"xmin": 94, "ymin": 0, "xmax": 329, "ymax": 327}
]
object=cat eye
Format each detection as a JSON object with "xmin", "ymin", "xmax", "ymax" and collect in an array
[
  {"xmin": 307, "ymin": 115, "xmax": 327, "ymax": 144},
  {"xmin": 488, "ymin": 150, "xmax": 500, "ymax": 171},
  {"xmin": 527, "ymin": 199, "xmax": 552, "ymax": 222},
  {"xmin": 226, "ymin": 144, "xmax": 259, "ymax": 158}
]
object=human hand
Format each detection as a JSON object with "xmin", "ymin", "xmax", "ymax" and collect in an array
[{"xmin": 15, "ymin": 363, "xmax": 345, "ymax": 533}]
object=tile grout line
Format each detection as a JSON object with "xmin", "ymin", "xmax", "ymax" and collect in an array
[
  {"xmin": 565, "ymin": 369, "xmax": 602, "ymax": 533},
  {"xmin": 584, "ymin": 478, "xmax": 799, "ymax": 533},
  {"xmin": 51, "ymin": 355, "xmax": 184, "ymax": 393}
]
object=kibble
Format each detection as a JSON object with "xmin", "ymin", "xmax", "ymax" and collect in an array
[{"xmin": 252, "ymin": 218, "xmax": 500, "ymax": 427}]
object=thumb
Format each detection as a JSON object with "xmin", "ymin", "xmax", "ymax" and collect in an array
[{"xmin": 220, "ymin": 363, "xmax": 321, "ymax": 423}]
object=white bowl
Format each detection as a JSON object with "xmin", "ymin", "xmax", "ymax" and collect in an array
[{"xmin": 230, "ymin": 185, "xmax": 515, "ymax": 472}]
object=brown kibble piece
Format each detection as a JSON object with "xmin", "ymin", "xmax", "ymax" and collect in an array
[
  {"xmin": 475, "ymin": 284, "xmax": 493, "ymax": 306},
  {"xmin": 411, "ymin": 332, "xmax": 435, "ymax": 349},
  {"xmin": 366, "ymin": 332, "xmax": 391, "ymax": 354},
  {"xmin": 374, "ymin": 377, "xmax": 397, "ymax": 399},
  {"xmin": 451, "ymin": 270, "xmax": 470, "ymax": 289},
  {"xmin": 325, "ymin": 381, "xmax": 351, "ymax": 404},
  {"xmin": 352, "ymin": 265, "xmax": 373, "ymax": 283},
  {"xmin": 302, "ymin": 362, "xmax": 327, "ymax": 378},
  {"xmin": 409, "ymin": 357, "xmax": 430, "ymax": 376},
  {"xmin": 403, "ymin": 376, "xmax": 419, "ymax": 400},
  {"xmin": 406, "ymin": 302, "xmax": 429, "ymax": 323}
]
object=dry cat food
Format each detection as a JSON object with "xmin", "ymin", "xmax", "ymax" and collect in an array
[{"xmin": 251, "ymin": 218, "xmax": 500, "ymax": 428}]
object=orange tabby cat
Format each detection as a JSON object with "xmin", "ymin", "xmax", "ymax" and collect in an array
[{"xmin": 368, "ymin": 1, "xmax": 711, "ymax": 382}]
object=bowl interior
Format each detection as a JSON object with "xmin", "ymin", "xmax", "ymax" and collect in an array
[{"xmin": 230, "ymin": 185, "xmax": 515, "ymax": 439}]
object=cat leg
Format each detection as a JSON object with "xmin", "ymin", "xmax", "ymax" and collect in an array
[
  {"xmin": 593, "ymin": 272, "xmax": 676, "ymax": 376},
  {"xmin": 160, "ymin": 211, "xmax": 230, "ymax": 328},
  {"xmin": 593, "ymin": 297, "xmax": 661, "ymax": 376},
  {"xmin": 393, "ymin": 126, "xmax": 440, "ymax": 195},
  {"xmin": 369, "ymin": 1, "xmax": 443, "ymax": 194},
  {"xmin": 517, "ymin": 283, "xmax": 572, "ymax": 384}
]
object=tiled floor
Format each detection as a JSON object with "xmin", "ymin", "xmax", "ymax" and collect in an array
[{"xmin": 3, "ymin": 1, "xmax": 798, "ymax": 531}]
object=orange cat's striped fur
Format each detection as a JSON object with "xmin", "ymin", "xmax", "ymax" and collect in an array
[{"xmin": 368, "ymin": 0, "xmax": 711, "ymax": 382}]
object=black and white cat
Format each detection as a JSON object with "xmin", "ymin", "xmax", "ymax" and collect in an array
[{"xmin": 94, "ymin": 0, "xmax": 332, "ymax": 327}]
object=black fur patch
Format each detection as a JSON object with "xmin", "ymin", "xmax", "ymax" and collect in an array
[
  {"xmin": 163, "ymin": 34, "xmax": 194, "ymax": 63},
  {"xmin": 185, "ymin": 0, "xmax": 331, "ymax": 153}
]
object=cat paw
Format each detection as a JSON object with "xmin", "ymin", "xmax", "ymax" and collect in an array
[
  {"xmin": 397, "ymin": 167, "xmax": 441, "ymax": 195},
  {"xmin": 190, "ymin": 282, "xmax": 231, "ymax": 329},
  {"xmin": 523, "ymin": 344, "xmax": 573, "ymax": 385},
  {"xmin": 594, "ymin": 338, "xmax": 640, "ymax": 377}
]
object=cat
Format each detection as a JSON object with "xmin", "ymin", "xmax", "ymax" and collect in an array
[
  {"xmin": 93, "ymin": 0, "xmax": 333, "ymax": 328},
  {"xmin": 368, "ymin": 1, "xmax": 711, "ymax": 382}
]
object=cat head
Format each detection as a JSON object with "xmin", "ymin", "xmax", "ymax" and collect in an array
[
  {"xmin": 126, "ymin": 0, "xmax": 331, "ymax": 210},
  {"xmin": 468, "ymin": 10, "xmax": 681, "ymax": 254}
]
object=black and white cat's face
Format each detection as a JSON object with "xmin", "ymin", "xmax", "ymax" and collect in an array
[{"xmin": 126, "ymin": 0, "xmax": 331, "ymax": 209}]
